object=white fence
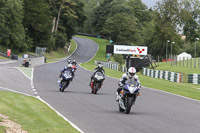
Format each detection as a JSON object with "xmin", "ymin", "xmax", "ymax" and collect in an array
[{"xmin": 95, "ymin": 60, "xmax": 127, "ymax": 72}]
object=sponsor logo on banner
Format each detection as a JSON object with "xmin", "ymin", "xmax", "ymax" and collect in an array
[{"xmin": 114, "ymin": 45, "xmax": 147, "ymax": 55}]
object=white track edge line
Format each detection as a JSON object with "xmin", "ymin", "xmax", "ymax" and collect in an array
[
  {"xmin": 36, "ymin": 96, "xmax": 84, "ymax": 133},
  {"xmin": 15, "ymin": 67, "xmax": 32, "ymax": 80},
  {"xmin": 0, "ymin": 87, "xmax": 84, "ymax": 132},
  {"xmin": 0, "ymin": 86, "xmax": 33, "ymax": 97}
]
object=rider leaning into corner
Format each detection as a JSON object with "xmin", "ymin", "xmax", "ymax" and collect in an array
[
  {"xmin": 58, "ymin": 64, "xmax": 75, "ymax": 83},
  {"xmin": 89, "ymin": 63, "xmax": 105, "ymax": 88},
  {"xmin": 116, "ymin": 67, "xmax": 141, "ymax": 101}
]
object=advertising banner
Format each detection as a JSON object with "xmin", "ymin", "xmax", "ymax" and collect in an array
[{"xmin": 114, "ymin": 45, "xmax": 147, "ymax": 55}]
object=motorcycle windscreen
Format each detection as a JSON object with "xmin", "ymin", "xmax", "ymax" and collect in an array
[
  {"xmin": 94, "ymin": 72, "xmax": 104, "ymax": 80},
  {"xmin": 126, "ymin": 79, "xmax": 138, "ymax": 94}
]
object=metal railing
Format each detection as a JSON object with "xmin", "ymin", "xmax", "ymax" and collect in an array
[{"xmin": 94, "ymin": 60, "xmax": 127, "ymax": 72}]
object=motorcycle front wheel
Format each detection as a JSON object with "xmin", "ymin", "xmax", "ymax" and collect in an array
[
  {"xmin": 60, "ymin": 81, "xmax": 69, "ymax": 92},
  {"xmin": 125, "ymin": 97, "xmax": 133, "ymax": 114},
  {"xmin": 93, "ymin": 82, "xmax": 100, "ymax": 94}
]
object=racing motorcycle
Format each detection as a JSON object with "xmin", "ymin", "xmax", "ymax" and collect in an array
[
  {"xmin": 72, "ymin": 65, "xmax": 77, "ymax": 72},
  {"xmin": 59, "ymin": 70, "xmax": 73, "ymax": 92},
  {"xmin": 90, "ymin": 72, "xmax": 105, "ymax": 94},
  {"xmin": 118, "ymin": 79, "xmax": 140, "ymax": 114}
]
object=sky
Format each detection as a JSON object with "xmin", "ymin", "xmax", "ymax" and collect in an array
[{"xmin": 142, "ymin": 0, "xmax": 160, "ymax": 8}]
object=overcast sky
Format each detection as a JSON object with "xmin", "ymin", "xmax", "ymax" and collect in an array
[{"xmin": 142, "ymin": 0, "xmax": 160, "ymax": 8}]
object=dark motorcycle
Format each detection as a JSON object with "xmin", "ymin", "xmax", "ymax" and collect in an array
[
  {"xmin": 59, "ymin": 70, "xmax": 73, "ymax": 92},
  {"xmin": 118, "ymin": 79, "xmax": 140, "ymax": 114},
  {"xmin": 90, "ymin": 72, "xmax": 105, "ymax": 94}
]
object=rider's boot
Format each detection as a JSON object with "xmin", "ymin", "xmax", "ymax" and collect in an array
[{"xmin": 115, "ymin": 92, "xmax": 120, "ymax": 101}]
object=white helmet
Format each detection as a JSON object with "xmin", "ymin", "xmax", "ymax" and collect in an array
[
  {"xmin": 128, "ymin": 67, "xmax": 136, "ymax": 78},
  {"xmin": 67, "ymin": 64, "xmax": 72, "ymax": 70}
]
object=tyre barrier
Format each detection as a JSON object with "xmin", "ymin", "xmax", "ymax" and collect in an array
[
  {"xmin": 188, "ymin": 74, "xmax": 200, "ymax": 84},
  {"xmin": 143, "ymin": 67, "xmax": 182, "ymax": 83}
]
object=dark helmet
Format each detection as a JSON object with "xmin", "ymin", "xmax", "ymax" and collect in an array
[
  {"xmin": 97, "ymin": 63, "xmax": 103, "ymax": 69},
  {"xmin": 67, "ymin": 58, "xmax": 71, "ymax": 63}
]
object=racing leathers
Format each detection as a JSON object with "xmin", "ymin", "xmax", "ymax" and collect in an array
[
  {"xmin": 116, "ymin": 72, "xmax": 141, "ymax": 101},
  {"xmin": 89, "ymin": 67, "xmax": 105, "ymax": 88}
]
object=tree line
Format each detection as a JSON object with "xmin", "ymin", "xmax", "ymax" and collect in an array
[
  {"xmin": 80, "ymin": 0, "xmax": 200, "ymax": 58},
  {"xmin": 0, "ymin": 0, "xmax": 85, "ymax": 53},
  {"xmin": 1, "ymin": 0, "xmax": 200, "ymax": 58}
]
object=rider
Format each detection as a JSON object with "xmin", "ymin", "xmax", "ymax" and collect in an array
[
  {"xmin": 58, "ymin": 64, "xmax": 75, "ymax": 83},
  {"xmin": 116, "ymin": 67, "xmax": 141, "ymax": 101},
  {"xmin": 67, "ymin": 58, "xmax": 71, "ymax": 64},
  {"xmin": 89, "ymin": 63, "xmax": 105, "ymax": 88},
  {"xmin": 71, "ymin": 60, "xmax": 77, "ymax": 71}
]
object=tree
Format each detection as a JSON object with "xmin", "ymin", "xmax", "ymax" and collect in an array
[
  {"xmin": 23, "ymin": 0, "xmax": 53, "ymax": 51},
  {"xmin": 93, "ymin": 0, "xmax": 133, "ymax": 32},
  {"xmin": 180, "ymin": 0, "xmax": 200, "ymax": 42},
  {"xmin": 0, "ymin": 0, "xmax": 26, "ymax": 53},
  {"xmin": 101, "ymin": 13, "xmax": 140, "ymax": 45},
  {"xmin": 147, "ymin": 0, "xmax": 182, "ymax": 56}
]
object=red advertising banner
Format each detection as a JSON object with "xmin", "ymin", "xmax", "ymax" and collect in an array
[{"xmin": 7, "ymin": 49, "xmax": 11, "ymax": 57}]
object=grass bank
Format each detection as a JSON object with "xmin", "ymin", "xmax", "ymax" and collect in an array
[
  {"xmin": 156, "ymin": 60, "xmax": 200, "ymax": 74},
  {"xmin": 0, "ymin": 56, "xmax": 8, "ymax": 59},
  {"xmin": 0, "ymin": 91, "xmax": 79, "ymax": 133},
  {"xmin": 45, "ymin": 40, "xmax": 77, "ymax": 63},
  {"xmin": 77, "ymin": 35, "xmax": 200, "ymax": 100}
]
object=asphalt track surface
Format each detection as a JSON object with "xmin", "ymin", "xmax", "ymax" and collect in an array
[{"xmin": 1, "ymin": 36, "xmax": 200, "ymax": 133}]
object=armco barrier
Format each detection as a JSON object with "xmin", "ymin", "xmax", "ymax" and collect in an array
[{"xmin": 143, "ymin": 67, "xmax": 182, "ymax": 83}]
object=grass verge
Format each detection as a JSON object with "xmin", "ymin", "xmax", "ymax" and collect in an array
[
  {"xmin": 0, "ymin": 56, "xmax": 8, "ymax": 59},
  {"xmin": 17, "ymin": 67, "xmax": 33, "ymax": 79},
  {"xmin": 77, "ymin": 35, "xmax": 200, "ymax": 101},
  {"xmin": 0, "ymin": 91, "xmax": 79, "ymax": 133},
  {"xmin": 155, "ymin": 60, "xmax": 200, "ymax": 74},
  {"xmin": 45, "ymin": 40, "xmax": 77, "ymax": 63}
]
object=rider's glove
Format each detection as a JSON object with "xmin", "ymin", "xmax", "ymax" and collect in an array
[{"xmin": 118, "ymin": 82, "xmax": 124, "ymax": 87}]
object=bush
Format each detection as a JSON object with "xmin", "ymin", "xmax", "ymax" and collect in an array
[
  {"xmin": 113, "ymin": 54, "xmax": 124, "ymax": 65},
  {"xmin": 54, "ymin": 32, "xmax": 68, "ymax": 48}
]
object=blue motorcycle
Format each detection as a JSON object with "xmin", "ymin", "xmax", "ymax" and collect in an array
[
  {"xmin": 59, "ymin": 70, "xmax": 73, "ymax": 92},
  {"xmin": 118, "ymin": 79, "xmax": 140, "ymax": 114}
]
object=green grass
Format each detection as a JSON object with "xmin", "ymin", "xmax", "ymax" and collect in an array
[
  {"xmin": 155, "ymin": 59, "xmax": 200, "ymax": 74},
  {"xmin": 45, "ymin": 40, "xmax": 77, "ymax": 63},
  {"xmin": 0, "ymin": 91, "xmax": 79, "ymax": 133},
  {"xmin": 77, "ymin": 35, "xmax": 200, "ymax": 100},
  {"xmin": 0, "ymin": 56, "xmax": 8, "ymax": 59},
  {"xmin": 17, "ymin": 67, "xmax": 33, "ymax": 79},
  {"xmin": 0, "ymin": 126, "xmax": 6, "ymax": 133}
]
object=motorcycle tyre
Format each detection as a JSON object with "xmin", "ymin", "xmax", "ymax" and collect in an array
[
  {"xmin": 93, "ymin": 83, "xmax": 99, "ymax": 94},
  {"xmin": 125, "ymin": 97, "xmax": 133, "ymax": 114},
  {"xmin": 61, "ymin": 81, "xmax": 69, "ymax": 92}
]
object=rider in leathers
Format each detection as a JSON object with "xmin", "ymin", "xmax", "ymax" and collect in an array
[
  {"xmin": 116, "ymin": 67, "xmax": 141, "ymax": 101},
  {"xmin": 89, "ymin": 63, "xmax": 105, "ymax": 88},
  {"xmin": 58, "ymin": 64, "xmax": 75, "ymax": 83}
]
